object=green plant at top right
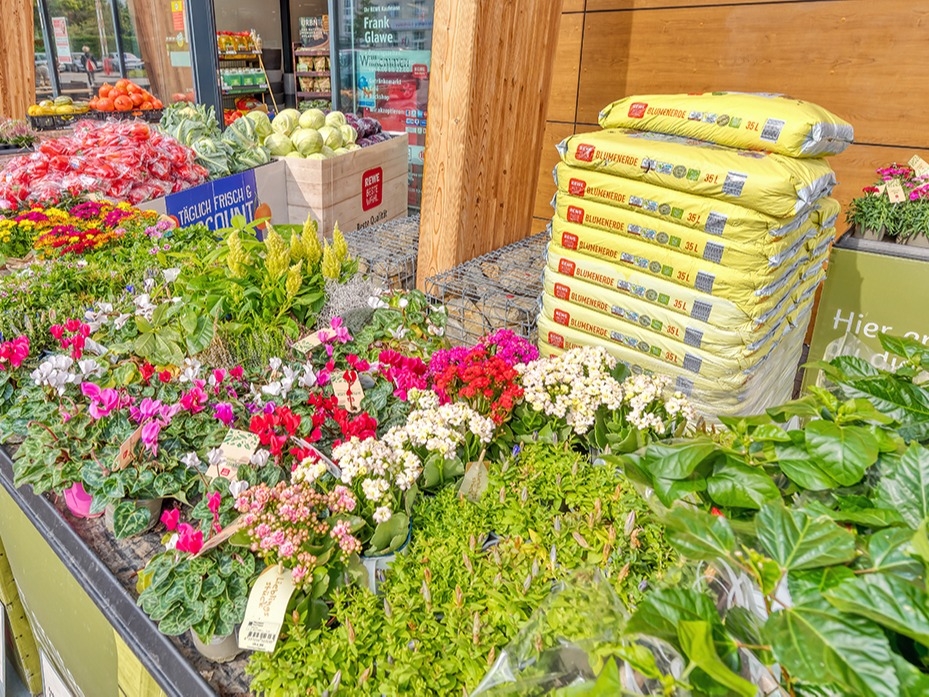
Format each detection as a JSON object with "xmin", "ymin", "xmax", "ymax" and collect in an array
[{"xmin": 847, "ymin": 160, "xmax": 929, "ymax": 239}]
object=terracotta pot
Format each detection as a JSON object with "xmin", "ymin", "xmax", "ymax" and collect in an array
[
  {"xmin": 104, "ymin": 498, "xmax": 163, "ymax": 535},
  {"xmin": 63, "ymin": 481, "xmax": 103, "ymax": 519},
  {"xmin": 190, "ymin": 631, "xmax": 241, "ymax": 663}
]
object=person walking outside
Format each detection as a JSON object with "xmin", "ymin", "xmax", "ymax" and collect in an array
[{"xmin": 81, "ymin": 45, "xmax": 98, "ymax": 89}]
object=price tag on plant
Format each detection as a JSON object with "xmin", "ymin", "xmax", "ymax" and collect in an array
[
  {"xmin": 909, "ymin": 155, "xmax": 929, "ymax": 178},
  {"xmin": 292, "ymin": 330, "xmax": 330, "ymax": 354},
  {"xmin": 114, "ymin": 424, "xmax": 145, "ymax": 471},
  {"xmin": 458, "ymin": 461, "xmax": 489, "ymax": 502},
  {"xmin": 331, "ymin": 375, "xmax": 364, "ymax": 413},
  {"xmin": 220, "ymin": 429, "xmax": 260, "ymax": 465},
  {"xmin": 886, "ymin": 179, "xmax": 907, "ymax": 204},
  {"xmin": 237, "ymin": 566, "xmax": 296, "ymax": 652},
  {"xmin": 195, "ymin": 516, "xmax": 247, "ymax": 558}
]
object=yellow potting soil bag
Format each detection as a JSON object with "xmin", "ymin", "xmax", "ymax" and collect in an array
[
  {"xmin": 550, "ymin": 216, "xmax": 808, "ymax": 309},
  {"xmin": 545, "ymin": 241, "xmax": 802, "ymax": 328},
  {"xmin": 813, "ymin": 198, "xmax": 841, "ymax": 231},
  {"xmin": 542, "ymin": 268, "xmax": 812, "ymax": 358},
  {"xmin": 558, "ymin": 129, "xmax": 837, "ymax": 217},
  {"xmin": 554, "ymin": 162, "xmax": 816, "ymax": 240},
  {"xmin": 598, "ymin": 92, "xmax": 854, "ymax": 158},
  {"xmin": 553, "ymin": 192, "xmax": 816, "ymax": 268}
]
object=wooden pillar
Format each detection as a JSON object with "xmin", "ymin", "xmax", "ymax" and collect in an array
[
  {"xmin": 0, "ymin": 0, "xmax": 35, "ymax": 118},
  {"xmin": 127, "ymin": 0, "xmax": 191, "ymax": 101},
  {"xmin": 417, "ymin": 0, "xmax": 563, "ymax": 287}
]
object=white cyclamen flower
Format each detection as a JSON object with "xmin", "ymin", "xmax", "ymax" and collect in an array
[
  {"xmin": 162, "ymin": 268, "xmax": 181, "ymax": 283},
  {"xmin": 207, "ymin": 448, "xmax": 225, "ymax": 467},
  {"xmin": 181, "ymin": 452, "xmax": 201, "ymax": 469},
  {"xmin": 229, "ymin": 480, "xmax": 250, "ymax": 497},
  {"xmin": 179, "ymin": 358, "xmax": 202, "ymax": 383},
  {"xmin": 250, "ymin": 449, "xmax": 270, "ymax": 467}
]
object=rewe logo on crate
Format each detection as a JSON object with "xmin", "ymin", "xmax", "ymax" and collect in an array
[
  {"xmin": 575, "ymin": 144, "xmax": 596, "ymax": 162},
  {"xmin": 558, "ymin": 258, "xmax": 577, "ymax": 276},
  {"xmin": 627, "ymin": 102, "xmax": 648, "ymax": 119},
  {"xmin": 361, "ymin": 167, "xmax": 383, "ymax": 212},
  {"xmin": 566, "ymin": 205, "xmax": 585, "ymax": 224},
  {"xmin": 548, "ymin": 332, "xmax": 565, "ymax": 349},
  {"xmin": 553, "ymin": 283, "xmax": 571, "ymax": 300},
  {"xmin": 568, "ymin": 178, "xmax": 587, "ymax": 197},
  {"xmin": 553, "ymin": 308, "xmax": 570, "ymax": 326},
  {"xmin": 561, "ymin": 232, "xmax": 579, "ymax": 250}
]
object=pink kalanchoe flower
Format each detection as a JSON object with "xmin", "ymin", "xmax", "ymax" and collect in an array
[
  {"xmin": 175, "ymin": 523, "xmax": 203, "ymax": 554},
  {"xmin": 213, "ymin": 402, "xmax": 235, "ymax": 426},
  {"xmin": 161, "ymin": 507, "xmax": 180, "ymax": 531}
]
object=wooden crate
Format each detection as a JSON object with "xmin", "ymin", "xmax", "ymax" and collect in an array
[{"xmin": 282, "ymin": 135, "xmax": 409, "ymax": 238}]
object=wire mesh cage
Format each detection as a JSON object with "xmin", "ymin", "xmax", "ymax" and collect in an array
[
  {"xmin": 344, "ymin": 214, "xmax": 420, "ymax": 291},
  {"xmin": 424, "ymin": 231, "xmax": 549, "ymax": 346}
]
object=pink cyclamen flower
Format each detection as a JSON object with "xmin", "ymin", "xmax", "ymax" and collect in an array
[
  {"xmin": 328, "ymin": 317, "xmax": 351, "ymax": 343},
  {"xmin": 207, "ymin": 491, "xmax": 221, "ymax": 515},
  {"xmin": 230, "ymin": 365, "xmax": 244, "ymax": 381},
  {"xmin": 161, "ymin": 508, "xmax": 180, "ymax": 531},
  {"xmin": 175, "ymin": 523, "xmax": 203, "ymax": 554},
  {"xmin": 140, "ymin": 419, "xmax": 163, "ymax": 456},
  {"xmin": 130, "ymin": 397, "xmax": 163, "ymax": 424},
  {"xmin": 0, "ymin": 335, "xmax": 29, "ymax": 370},
  {"xmin": 213, "ymin": 402, "xmax": 235, "ymax": 426},
  {"xmin": 180, "ymin": 381, "xmax": 208, "ymax": 413}
]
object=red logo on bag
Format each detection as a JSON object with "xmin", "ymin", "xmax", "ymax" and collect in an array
[
  {"xmin": 553, "ymin": 308, "xmax": 570, "ymax": 326},
  {"xmin": 548, "ymin": 332, "xmax": 565, "ymax": 349},
  {"xmin": 628, "ymin": 102, "xmax": 648, "ymax": 118},
  {"xmin": 568, "ymin": 178, "xmax": 587, "ymax": 196},
  {"xmin": 561, "ymin": 232, "xmax": 579, "ymax": 250},
  {"xmin": 566, "ymin": 205, "xmax": 584, "ymax": 224},
  {"xmin": 575, "ymin": 144, "xmax": 596, "ymax": 162},
  {"xmin": 558, "ymin": 258, "xmax": 576, "ymax": 275},
  {"xmin": 553, "ymin": 283, "xmax": 571, "ymax": 300},
  {"xmin": 361, "ymin": 167, "xmax": 383, "ymax": 211}
]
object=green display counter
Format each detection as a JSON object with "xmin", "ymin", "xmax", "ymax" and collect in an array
[
  {"xmin": 804, "ymin": 234, "xmax": 929, "ymax": 388},
  {"xmin": 0, "ymin": 452, "xmax": 215, "ymax": 697}
]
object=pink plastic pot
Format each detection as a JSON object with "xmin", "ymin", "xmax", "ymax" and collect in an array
[{"xmin": 63, "ymin": 481, "xmax": 102, "ymax": 519}]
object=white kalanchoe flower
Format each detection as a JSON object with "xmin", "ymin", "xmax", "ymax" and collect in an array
[
  {"xmin": 361, "ymin": 477, "xmax": 390, "ymax": 502},
  {"xmin": 373, "ymin": 506, "xmax": 392, "ymax": 524}
]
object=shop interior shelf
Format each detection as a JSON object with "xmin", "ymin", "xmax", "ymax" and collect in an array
[
  {"xmin": 294, "ymin": 48, "xmax": 329, "ymax": 57},
  {"xmin": 221, "ymin": 86, "xmax": 269, "ymax": 95},
  {"xmin": 295, "ymin": 71, "xmax": 330, "ymax": 77},
  {"xmin": 218, "ymin": 52, "xmax": 261, "ymax": 61},
  {"xmin": 296, "ymin": 91, "xmax": 330, "ymax": 98}
]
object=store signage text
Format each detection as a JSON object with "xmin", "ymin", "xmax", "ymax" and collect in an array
[{"xmin": 165, "ymin": 170, "xmax": 258, "ymax": 230}]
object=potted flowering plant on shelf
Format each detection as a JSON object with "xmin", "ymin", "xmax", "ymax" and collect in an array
[{"xmin": 848, "ymin": 159, "xmax": 929, "ymax": 246}]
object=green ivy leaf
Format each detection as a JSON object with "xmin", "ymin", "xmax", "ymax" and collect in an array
[
  {"xmin": 676, "ymin": 621, "xmax": 755, "ymax": 697},
  {"xmin": 765, "ymin": 599, "xmax": 899, "ymax": 697},
  {"xmin": 706, "ymin": 459, "xmax": 780, "ymax": 510},
  {"xmin": 876, "ymin": 444, "xmax": 929, "ymax": 528},
  {"xmin": 803, "ymin": 421, "xmax": 879, "ymax": 486},
  {"xmin": 663, "ymin": 506, "xmax": 735, "ymax": 561},
  {"xmin": 755, "ymin": 501, "xmax": 857, "ymax": 572},
  {"xmin": 825, "ymin": 573, "xmax": 929, "ymax": 647}
]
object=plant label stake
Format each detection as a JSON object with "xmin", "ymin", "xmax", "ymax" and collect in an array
[
  {"xmin": 195, "ymin": 515, "xmax": 247, "ymax": 558},
  {"xmin": 114, "ymin": 423, "xmax": 145, "ymax": 470},
  {"xmin": 887, "ymin": 179, "xmax": 907, "ymax": 204},
  {"xmin": 331, "ymin": 375, "xmax": 363, "ymax": 413},
  {"xmin": 909, "ymin": 155, "xmax": 929, "ymax": 178},
  {"xmin": 238, "ymin": 565, "xmax": 296, "ymax": 652},
  {"xmin": 206, "ymin": 429, "xmax": 259, "ymax": 481},
  {"xmin": 291, "ymin": 436, "xmax": 341, "ymax": 478},
  {"xmin": 292, "ymin": 330, "xmax": 331, "ymax": 354}
]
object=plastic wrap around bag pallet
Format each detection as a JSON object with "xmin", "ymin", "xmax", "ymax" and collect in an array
[
  {"xmin": 553, "ymin": 192, "xmax": 819, "ymax": 269},
  {"xmin": 344, "ymin": 214, "xmax": 420, "ymax": 291},
  {"xmin": 554, "ymin": 161, "xmax": 842, "ymax": 244},
  {"xmin": 599, "ymin": 92, "xmax": 853, "ymax": 158},
  {"xmin": 558, "ymin": 129, "xmax": 837, "ymax": 218},
  {"xmin": 424, "ymin": 232, "xmax": 548, "ymax": 346}
]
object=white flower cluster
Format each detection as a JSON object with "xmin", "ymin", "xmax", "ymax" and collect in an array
[
  {"xmin": 31, "ymin": 356, "xmax": 104, "ymax": 395},
  {"xmin": 518, "ymin": 346, "xmax": 624, "ymax": 434},
  {"xmin": 622, "ymin": 373, "xmax": 696, "ymax": 433},
  {"xmin": 385, "ymin": 402, "xmax": 495, "ymax": 455}
]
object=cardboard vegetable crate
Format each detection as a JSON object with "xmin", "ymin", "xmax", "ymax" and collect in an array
[{"xmin": 281, "ymin": 134, "xmax": 408, "ymax": 238}]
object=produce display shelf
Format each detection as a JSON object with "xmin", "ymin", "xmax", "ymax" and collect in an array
[
  {"xmin": 0, "ymin": 452, "xmax": 222, "ymax": 697},
  {"xmin": 218, "ymin": 53, "xmax": 261, "ymax": 61},
  {"xmin": 295, "ymin": 71, "xmax": 330, "ymax": 77},
  {"xmin": 294, "ymin": 48, "xmax": 329, "ymax": 56},
  {"xmin": 296, "ymin": 91, "xmax": 330, "ymax": 98},
  {"xmin": 221, "ymin": 86, "xmax": 269, "ymax": 95}
]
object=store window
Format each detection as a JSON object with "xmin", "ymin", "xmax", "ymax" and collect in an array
[{"xmin": 31, "ymin": 0, "xmax": 196, "ymax": 107}]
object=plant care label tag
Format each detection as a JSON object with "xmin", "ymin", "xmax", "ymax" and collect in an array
[
  {"xmin": 292, "ymin": 329, "xmax": 330, "ymax": 354},
  {"xmin": 887, "ymin": 179, "xmax": 907, "ymax": 204},
  {"xmin": 114, "ymin": 424, "xmax": 145, "ymax": 471},
  {"xmin": 458, "ymin": 461, "xmax": 489, "ymax": 502},
  {"xmin": 332, "ymin": 375, "xmax": 364, "ymax": 413},
  {"xmin": 220, "ymin": 429, "xmax": 260, "ymax": 465},
  {"xmin": 238, "ymin": 566, "xmax": 296, "ymax": 652},
  {"xmin": 195, "ymin": 516, "xmax": 247, "ymax": 558},
  {"xmin": 909, "ymin": 155, "xmax": 929, "ymax": 178}
]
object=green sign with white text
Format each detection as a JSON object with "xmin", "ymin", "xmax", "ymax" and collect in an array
[{"xmin": 804, "ymin": 240, "xmax": 929, "ymax": 388}]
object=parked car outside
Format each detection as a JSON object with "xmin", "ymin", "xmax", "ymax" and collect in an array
[{"xmin": 108, "ymin": 52, "xmax": 144, "ymax": 71}]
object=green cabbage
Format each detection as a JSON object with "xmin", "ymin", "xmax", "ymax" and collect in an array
[
  {"xmin": 292, "ymin": 128, "xmax": 324, "ymax": 156},
  {"xmin": 325, "ymin": 111, "xmax": 347, "ymax": 128},
  {"xmin": 340, "ymin": 125, "xmax": 358, "ymax": 145},
  {"xmin": 318, "ymin": 125, "xmax": 343, "ymax": 150},
  {"xmin": 306, "ymin": 152, "xmax": 328, "ymax": 160},
  {"xmin": 320, "ymin": 146, "xmax": 336, "ymax": 158},
  {"xmin": 244, "ymin": 110, "xmax": 273, "ymax": 140},
  {"xmin": 265, "ymin": 133, "xmax": 295, "ymax": 156},
  {"xmin": 299, "ymin": 109, "xmax": 326, "ymax": 130},
  {"xmin": 272, "ymin": 109, "xmax": 301, "ymax": 137}
]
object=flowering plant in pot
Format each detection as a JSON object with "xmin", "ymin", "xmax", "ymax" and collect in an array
[
  {"xmin": 848, "ymin": 161, "xmax": 929, "ymax": 243},
  {"xmin": 137, "ymin": 500, "xmax": 261, "ymax": 657}
]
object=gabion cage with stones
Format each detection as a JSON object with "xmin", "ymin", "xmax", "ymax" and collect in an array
[
  {"xmin": 424, "ymin": 232, "xmax": 548, "ymax": 346},
  {"xmin": 344, "ymin": 214, "xmax": 420, "ymax": 291}
]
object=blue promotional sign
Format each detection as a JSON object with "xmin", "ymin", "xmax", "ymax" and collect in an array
[{"xmin": 165, "ymin": 169, "xmax": 258, "ymax": 230}]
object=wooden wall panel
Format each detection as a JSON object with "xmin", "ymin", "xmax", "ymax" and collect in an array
[
  {"xmin": 587, "ymin": 0, "xmax": 798, "ymax": 10},
  {"xmin": 534, "ymin": 122, "xmax": 575, "ymax": 220},
  {"xmin": 0, "ymin": 0, "xmax": 34, "ymax": 118},
  {"xmin": 563, "ymin": 0, "xmax": 586, "ymax": 12},
  {"xmin": 576, "ymin": 0, "xmax": 929, "ymax": 148},
  {"xmin": 547, "ymin": 14, "xmax": 585, "ymax": 123}
]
